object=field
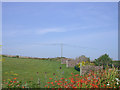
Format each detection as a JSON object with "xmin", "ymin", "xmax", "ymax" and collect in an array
[
  {"xmin": 2, "ymin": 57, "xmax": 79, "ymax": 88},
  {"xmin": 2, "ymin": 57, "xmax": 120, "ymax": 88}
]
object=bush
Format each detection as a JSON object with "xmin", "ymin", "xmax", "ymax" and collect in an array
[
  {"xmin": 75, "ymin": 55, "xmax": 90, "ymax": 62},
  {"xmin": 74, "ymin": 65, "xmax": 80, "ymax": 71},
  {"xmin": 16, "ymin": 55, "xmax": 19, "ymax": 58},
  {"xmin": 93, "ymin": 54, "xmax": 112, "ymax": 68}
]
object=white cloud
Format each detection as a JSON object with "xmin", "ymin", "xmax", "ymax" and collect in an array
[{"xmin": 36, "ymin": 28, "xmax": 66, "ymax": 35}]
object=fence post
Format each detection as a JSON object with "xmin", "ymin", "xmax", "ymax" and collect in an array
[
  {"xmin": 66, "ymin": 60, "xmax": 68, "ymax": 67},
  {"xmin": 80, "ymin": 63, "xmax": 82, "ymax": 76}
]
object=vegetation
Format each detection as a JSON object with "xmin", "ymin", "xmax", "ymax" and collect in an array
[
  {"xmin": 93, "ymin": 54, "xmax": 113, "ymax": 68},
  {"xmin": 2, "ymin": 57, "xmax": 79, "ymax": 88},
  {"xmin": 2, "ymin": 55, "xmax": 120, "ymax": 88},
  {"xmin": 75, "ymin": 55, "xmax": 90, "ymax": 62},
  {"xmin": 2, "ymin": 64, "xmax": 120, "ymax": 88},
  {"xmin": 74, "ymin": 61, "xmax": 95, "ymax": 72}
]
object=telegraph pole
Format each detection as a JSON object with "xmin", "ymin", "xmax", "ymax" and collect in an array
[
  {"xmin": 60, "ymin": 43, "xmax": 63, "ymax": 64},
  {"xmin": 61, "ymin": 43, "xmax": 63, "ymax": 58}
]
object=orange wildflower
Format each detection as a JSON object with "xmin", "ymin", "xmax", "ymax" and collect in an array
[{"xmin": 13, "ymin": 78, "xmax": 16, "ymax": 80}]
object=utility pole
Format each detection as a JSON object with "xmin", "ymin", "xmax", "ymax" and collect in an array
[
  {"xmin": 61, "ymin": 43, "xmax": 63, "ymax": 64},
  {"xmin": 61, "ymin": 43, "xmax": 63, "ymax": 58}
]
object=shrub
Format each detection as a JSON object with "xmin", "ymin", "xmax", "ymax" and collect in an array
[
  {"xmin": 16, "ymin": 55, "xmax": 19, "ymax": 58},
  {"xmin": 93, "ymin": 54, "xmax": 112, "ymax": 68},
  {"xmin": 74, "ymin": 65, "xmax": 80, "ymax": 71},
  {"xmin": 75, "ymin": 55, "xmax": 90, "ymax": 62}
]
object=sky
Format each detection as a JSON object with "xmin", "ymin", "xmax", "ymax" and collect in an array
[{"xmin": 2, "ymin": 2, "xmax": 118, "ymax": 60}]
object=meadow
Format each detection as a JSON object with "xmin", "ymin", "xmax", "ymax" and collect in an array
[
  {"xmin": 2, "ymin": 57, "xmax": 120, "ymax": 88},
  {"xmin": 2, "ymin": 57, "xmax": 79, "ymax": 88}
]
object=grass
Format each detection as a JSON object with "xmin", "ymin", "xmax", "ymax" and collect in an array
[{"xmin": 2, "ymin": 57, "xmax": 79, "ymax": 88}]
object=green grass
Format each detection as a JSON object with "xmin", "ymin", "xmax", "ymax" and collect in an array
[{"xmin": 2, "ymin": 57, "xmax": 79, "ymax": 87}]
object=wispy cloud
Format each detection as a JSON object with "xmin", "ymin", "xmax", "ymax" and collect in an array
[{"xmin": 36, "ymin": 28, "xmax": 66, "ymax": 35}]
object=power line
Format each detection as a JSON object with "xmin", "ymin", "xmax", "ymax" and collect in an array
[{"xmin": 33, "ymin": 43, "xmax": 108, "ymax": 50}]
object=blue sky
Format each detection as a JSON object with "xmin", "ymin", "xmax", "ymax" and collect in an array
[{"xmin": 2, "ymin": 2, "xmax": 118, "ymax": 60}]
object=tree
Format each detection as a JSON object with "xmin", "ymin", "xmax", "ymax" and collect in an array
[{"xmin": 94, "ymin": 54, "xmax": 112, "ymax": 66}]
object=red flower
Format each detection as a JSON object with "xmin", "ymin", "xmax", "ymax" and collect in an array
[
  {"xmin": 59, "ymin": 80, "xmax": 62, "ymax": 83},
  {"xmin": 85, "ymin": 81, "xmax": 87, "ymax": 84},
  {"xmin": 61, "ymin": 78, "xmax": 64, "ymax": 80},
  {"xmin": 49, "ymin": 78, "xmax": 52, "ymax": 79},
  {"xmin": 97, "ymin": 83, "xmax": 100, "ymax": 85},
  {"xmin": 71, "ymin": 80, "xmax": 75, "ymax": 83},
  {"xmin": 47, "ymin": 82, "xmax": 50, "ymax": 84},
  {"xmin": 13, "ymin": 81, "xmax": 16, "ymax": 83},
  {"xmin": 75, "ymin": 74, "xmax": 79, "ymax": 76},
  {"xmin": 71, "ymin": 78, "xmax": 75, "ymax": 83},
  {"xmin": 104, "ymin": 84, "xmax": 106, "ymax": 87},
  {"xmin": 95, "ymin": 85, "xmax": 98, "ymax": 88},
  {"xmin": 93, "ymin": 81, "xmax": 95, "ymax": 83},
  {"xmin": 80, "ymin": 79, "xmax": 83, "ymax": 83},
  {"xmin": 64, "ymin": 85, "xmax": 68, "ymax": 88},
  {"xmin": 55, "ymin": 80, "xmax": 58, "ymax": 83},
  {"xmin": 77, "ymin": 83, "xmax": 80, "ymax": 87},
  {"xmin": 51, "ymin": 82, "xmax": 53, "ymax": 84},
  {"xmin": 10, "ymin": 81, "xmax": 12, "ymax": 82},
  {"xmin": 64, "ymin": 81, "xmax": 67, "ymax": 83},
  {"xmin": 44, "ymin": 85, "xmax": 47, "ymax": 87},
  {"xmin": 73, "ymin": 87, "xmax": 77, "ymax": 88},
  {"xmin": 92, "ymin": 84, "xmax": 94, "ymax": 87},
  {"xmin": 57, "ymin": 83, "xmax": 60, "ymax": 85}
]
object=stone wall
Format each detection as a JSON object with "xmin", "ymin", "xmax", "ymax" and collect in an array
[
  {"xmin": 64, "ymin": 59, "xmax": 103, "ymax": 75},
  {"xmin": 61, "ymin": 59, "xmax": 68, "ymax": 64},
  {"xmin": 81, "ymin": 65, "xmax": 103, "ymax": 75},
  {"xmin": 66, "ymin": 60, "xmax": 78, "ymax": 67}
]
